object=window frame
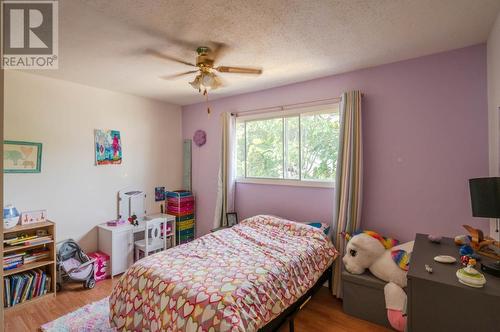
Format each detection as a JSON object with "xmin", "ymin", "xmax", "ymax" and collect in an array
[{"xmin": 235, "ymin": 103, "xmax": 339, "ymax": 188}]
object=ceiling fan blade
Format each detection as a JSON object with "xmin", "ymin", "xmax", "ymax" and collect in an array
[
  {"xmin": 146, "ymin": 49, "xmax": 196, "ymax": 67},
  {"xmin": 125, "ymin": 19, "xmax": 201, "ymax": 52},
  {"xmin": 209, "ymin": 42, "xmax": 229, "ymax": 64},
  {"xmin": 215, "ymin": 75, "xmax": 227, "ymax": 87},
  {"xmin": 216, "ymin": 66, "xmax": 263, "ymax": 75},
  {"xmin": 163, "ymin": 36, "xmax": 201, "ymax": 53},
  {"xmin": 160, "ymin": 70, "xmax": 199, "ymax": 80}
]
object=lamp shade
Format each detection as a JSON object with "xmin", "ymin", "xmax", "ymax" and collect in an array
[{"xmin": 469, "ymin": 177, "xmax": 500, "ymax": 218}]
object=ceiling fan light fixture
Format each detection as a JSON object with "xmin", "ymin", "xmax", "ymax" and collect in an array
[
  {"xmin": 212, "ymin": 76, "xmax": 223, "ymax": 90},
  {"xmin": 189, "ymin": 75, "xmax": 202, "ymax": 90},
  {"xmin": 189, "ymin": 71, "xmax": 221, "ymax": 92},
  {"xmin": 201, "ymin": 71, "xmax": 222, "ymax": 90},
  {"xmin": 153, "ymin": 43, "xmax": 262, "ymax": 95},
  {"xmin": 201, "ymin": 72, "xmax": 214, "ymax": 87}
]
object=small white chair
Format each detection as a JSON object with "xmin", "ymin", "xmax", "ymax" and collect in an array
[{"xmin": 134, "ymin": 218, "xmax": 168, "ymax": 261}]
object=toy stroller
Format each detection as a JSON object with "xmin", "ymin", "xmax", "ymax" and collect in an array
[{"xmin": 56, "ymin": 239, "xmax": 96, "ymax": 291}]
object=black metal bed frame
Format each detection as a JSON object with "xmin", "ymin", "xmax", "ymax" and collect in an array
[{"xmin": 258, "ymin": 264, "xmax": 333, "ymax": 332}]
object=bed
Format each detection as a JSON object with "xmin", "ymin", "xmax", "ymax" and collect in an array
[{"xmin": 109, "ymin": 215, "xmax": 338, "ymax": 331}]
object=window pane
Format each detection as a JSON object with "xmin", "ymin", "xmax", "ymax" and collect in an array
[
  {"xmin": 246, "ymin": 118, "xmax": 283, "ymax": 178},
  {"xmin": 284, "ymin": 116, "xmax": 299, "ymax": 179},
  {"xmin": 301, "ymin": 111, "xmax": 340, "ymax": 181},
  {"xmin": 236, "ymin": 122, "xmax": 245, "ymax": 177}
]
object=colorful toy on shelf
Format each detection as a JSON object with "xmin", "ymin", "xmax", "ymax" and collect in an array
[
  {"xmin": 128, "ymin": 215, "xmax": 138, "ymax": 226},
  {"xmin": 459, "ymin": 244, "xmax": 473, "ymax": 256},
  {"xmin": 460, "ymin": 255, "xmax": 471, "ymax": 266},
  {"xmin": 454, "ymin": 234, "xmax": 469, "ymax": 246},
  {"xmin": 462, "ymin": 225, "xmax": 499, "ymax": 260},
  {"xmin": 456, "ymin": 258, "xmax": 486, "ymax": 288}
]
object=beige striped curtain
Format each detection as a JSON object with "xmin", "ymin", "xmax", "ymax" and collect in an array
[
  {"xmin": 213, "ymin": 112, "xmax": 236, "ymax": 228},
  {"xmin": 332, "ymin": 91, "xmax": 363, "ymax": 297}
]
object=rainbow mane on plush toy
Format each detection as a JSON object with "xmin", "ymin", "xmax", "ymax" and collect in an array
[{"xmin": 345, "ymin": 230, "xmax": 400, "ymax": 249}]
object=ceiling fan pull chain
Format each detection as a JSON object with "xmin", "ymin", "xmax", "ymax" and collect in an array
[{"xmin": 204, "ymin": 89, "xmax": 211, "ymax": 115}]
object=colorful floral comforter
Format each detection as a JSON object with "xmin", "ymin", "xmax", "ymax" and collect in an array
[{"xmin": 109, "ymin": 215, "xmax": 338, "ymax": 332}]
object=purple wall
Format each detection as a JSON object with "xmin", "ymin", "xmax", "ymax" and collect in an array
[{"xmin": 182, "ymin": 44, "xmax": 489, "ymax": 242}]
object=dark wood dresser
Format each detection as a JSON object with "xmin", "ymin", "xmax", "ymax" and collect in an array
[{"xmin": 407, "ymin": 233, "xmax": 500, "ymax": 332}]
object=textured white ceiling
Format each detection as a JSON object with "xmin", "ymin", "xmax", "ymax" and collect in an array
[{"xmin": 27, "ymin": 0, "xmax": 500, "ymax": 105}]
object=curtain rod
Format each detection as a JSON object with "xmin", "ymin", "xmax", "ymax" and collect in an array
[{"xmin": 231, "ymin": 95, "xmax": 358, "ymax": 117}]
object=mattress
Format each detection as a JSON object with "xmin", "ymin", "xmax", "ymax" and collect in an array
[{"xmin": 109, "ymin": 215, "xmax": 338, "ymax": 331}]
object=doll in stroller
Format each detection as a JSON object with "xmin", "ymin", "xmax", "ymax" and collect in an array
[{"xmin": 56, "ymin": 239, "xmax": 96, "ymax": 291}]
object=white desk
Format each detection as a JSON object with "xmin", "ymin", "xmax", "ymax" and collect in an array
[{"xmin": 97, "ymin": 213, "xmax": 176, "ymax": 276}]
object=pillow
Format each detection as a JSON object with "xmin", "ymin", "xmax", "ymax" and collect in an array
[{"xmin": 307, "ymin": 222, "xmax": 330, "ymax": 235}]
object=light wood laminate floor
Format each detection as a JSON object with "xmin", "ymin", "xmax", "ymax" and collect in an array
[{"xmin": 4, "ymin": 278, "xmax": 390, "ymax": 331}]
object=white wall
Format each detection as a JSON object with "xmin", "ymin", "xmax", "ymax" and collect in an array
[
  {"xmin": 488, "ymin": 12, "xmax": 500, "ymax": 240},
  {"xmin": 4, "ymin": 71, "xmax": 183, "ymax": 251}
]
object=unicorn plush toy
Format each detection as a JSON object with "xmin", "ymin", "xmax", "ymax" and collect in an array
[{"xmin": 342, "ymin": 231, "xmax": 414, "ymax": 332}]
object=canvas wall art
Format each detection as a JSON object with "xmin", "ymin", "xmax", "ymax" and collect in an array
[
  {"xmin": 95, "ymin": 129, "xmax": 122, "ymax": 165},
  {"xmin": 155, "ymin": 187, "xmax": 165, "ymax": 201},
  {"xmin": 4, "ymin": 141, "xmax": 42, "ymax": 173}
]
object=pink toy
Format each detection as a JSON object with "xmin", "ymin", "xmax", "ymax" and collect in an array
[
  {"xmin": 161, "ymin": 223, "xmax": 173, "ymax": 237},
  {"xmin": 387, "ymin": 309, "xmax": 406, "ymax": 331},
  {"xmin": 107, "ymin": 219, "xmax": 126, "ymax": 227},
  {"xmin": 88, "ymin": 251, "xmax": 110, "ymax": 282}
]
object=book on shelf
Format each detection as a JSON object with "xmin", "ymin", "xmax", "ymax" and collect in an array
[
  {"xmin": 4, "ymin": 257, "xmax": 23, "ymax": 265},
  {"xmin": 4, "ymin": 235, "xmax": 52, "ymax": 247},
  {"xmin": 4, "ymin": 256, "xmax": 23, "ymax": 264},
  {"xmin": 3, "ymin": 235, "xmax": 38, "ymax": 245},
  {"xmin": 3, "ymin": 248, "xmax": 50, "ymax": 270},
  {"xmin": 3, "ymin": 252, "xmax": 25, "ymax": 270},
  {"xmin": 3, "ymin": 262, "xmax": 23, "ymax": 271},
  {"xmin": 3, "ymin": 252, "xmax": 25, "ymax": 260},
  {"xmin": 3, "ymin": 269, "xmax": 51, "ymax": 308},
  {"xmin": 4, "ymin": 278, "xmax": 10, "ymax": 307}
]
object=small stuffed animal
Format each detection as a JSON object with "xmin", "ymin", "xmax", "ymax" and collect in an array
[
  {"xmin": 343, "ymin": 231, "xmax": 414, "ymax": 331},
  {"xmin": 128, "ymin": 214, "xmax": 138, "ymax": 226}
]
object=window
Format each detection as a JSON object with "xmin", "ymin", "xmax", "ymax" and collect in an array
[{"xmin": 236, "ymin": 103, "xmax": 340, "ymax": 186}]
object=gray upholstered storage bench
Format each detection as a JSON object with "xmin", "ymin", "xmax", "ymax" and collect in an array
[{"xmin": 342, "ymin": 270, "xmax": 392, "ymax": 328}]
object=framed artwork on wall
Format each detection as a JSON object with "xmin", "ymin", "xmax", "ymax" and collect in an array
[
  {"xmin": 3, "ymin": 141, "xmax": 42, "ymax": 173},
  {"xmin": 95, "ymin": 129, "xmax": 122, "ymax": 165},
  {"xmin": 20, "ymin": 209, "xmax": 47, "ymax": 225},
  {"xmin": 155, "ymin": 187, "xmax": 165, "ymax": 201},
  {"xmin": 226, "ymin": 212, "xmax": 238, "ymax": 227}
]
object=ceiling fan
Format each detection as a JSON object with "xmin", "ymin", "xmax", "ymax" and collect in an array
[{"xmin": 147, "ymin": 43, "xmax": 263, "ymax": 93}]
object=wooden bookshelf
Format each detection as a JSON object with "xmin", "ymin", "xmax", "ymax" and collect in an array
[
  {"xmin": 4, "ymin": 260, "xmax": 55, "ymax": 277},
  {"xmin": 2, "ymin": 221, "xmax": 56, "ymax": 310},
  {"xmin": 3, "ymin": 292, "xmax": 54, "ymax": 312},
  {"xmin": 3, "ymin": 240, "xmax": 54, "ymax": 254},
  {"xmin": 3, "ymin": 221, "xmax": 54, "ymax": 234}
]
